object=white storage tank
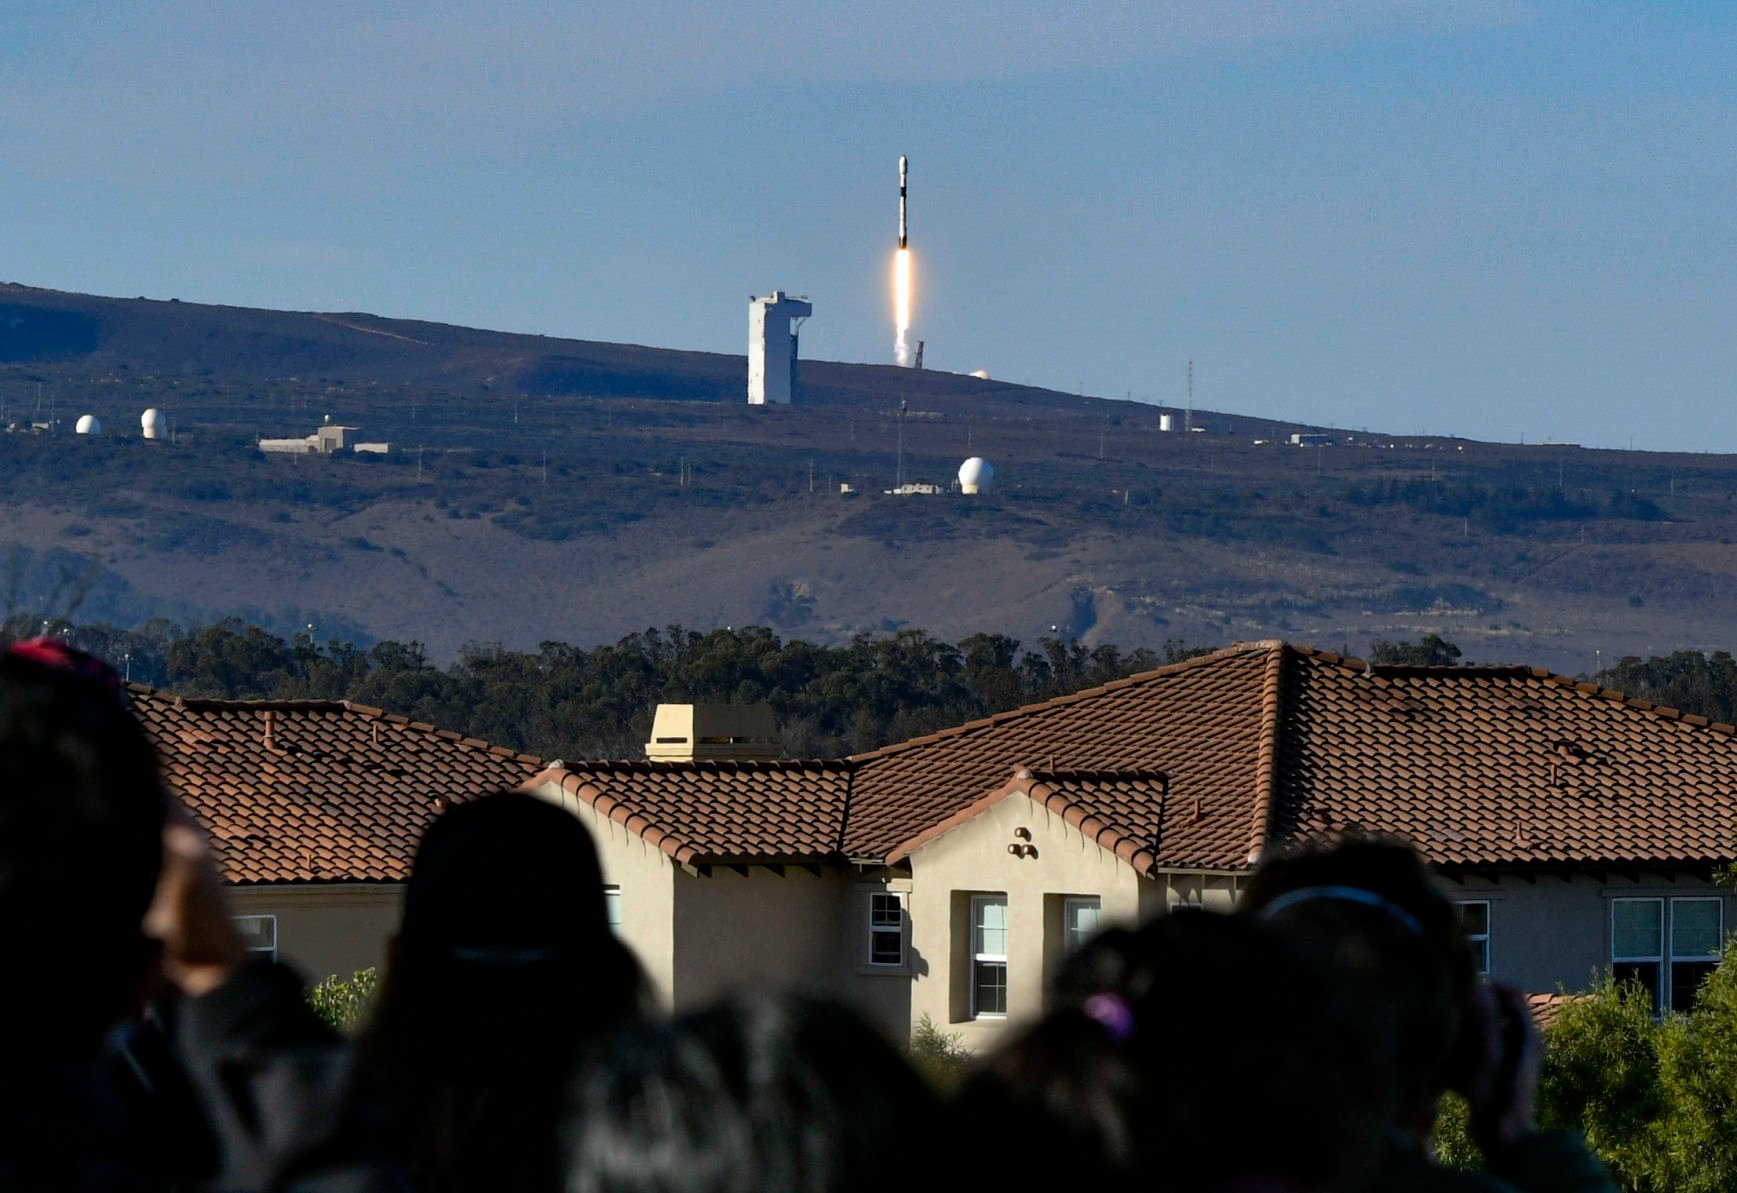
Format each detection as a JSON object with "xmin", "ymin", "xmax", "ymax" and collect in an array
[
  {"xmin": 958, "ymin": 456, "xmax": 994, "ymax": 495},
  {"xmin": 141, "ymin": 408, "xmax": 166, "ymax": 440},
  {"xmin": 75, "ymin": 414, "xmax": 101, "ymax": 435},
  {"xmin": 1159, "ymin": 413, "xmax": 1174, "ymax": 432}
]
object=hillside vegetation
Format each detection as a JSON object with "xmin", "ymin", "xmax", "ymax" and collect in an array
[{"xmin": 5, "ymin": 283, "xmax": 1737, "ymax": 673}]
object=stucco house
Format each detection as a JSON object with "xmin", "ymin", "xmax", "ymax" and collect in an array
[
  {"xmin": 134, "ymin": 640, "xmax": 1737, "ymax": 1044},
  {"xmin": 130, "ymin": 687, "xmax": 544, "ymax": 979},
  {"xmin": 529, "ymin": 640, "xmax": 1737, "ymax": 1045}
]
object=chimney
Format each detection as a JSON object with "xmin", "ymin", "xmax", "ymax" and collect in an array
[
  {"xmin": 262, "ymin": 709, "xmax": 277, "ymax": 751},
  {"xmin": 645, "ymin": 704, "xmax": 780, "ymax": 762}
]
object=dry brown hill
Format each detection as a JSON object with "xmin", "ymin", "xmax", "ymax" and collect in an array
[{"xmin": 3, "ymin": 282, "xmax": 1734, "ymax": 675}]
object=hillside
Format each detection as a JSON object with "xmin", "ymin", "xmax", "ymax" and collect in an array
[{"xmin": 4, "ymin": 282, "xmax": 1736, "ymax": 674}]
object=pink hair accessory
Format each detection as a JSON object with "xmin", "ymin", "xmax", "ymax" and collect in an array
[{"xmin": 1081, "ymin": 992, "xmax": 1135, "ymax": 1041}]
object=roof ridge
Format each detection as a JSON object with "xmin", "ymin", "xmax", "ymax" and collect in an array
[
  {"xmin": 1288, "ymin": 646, "xmax": 1737, "ymax": 737},
  {"xmin": 133, "ymin": 687, "xmax": 545, "ymax": 760},
  {"xmin": 551, "ymin": 757, "xmax": 851, "ymax": 774},
  {"xmin": 1246, "ymin": 642, "xmax": 1287, "ymax": 863},
  {"xmin": 1033, "ymin": 766, "xmax": 1169, "ymax": 783},
  {"xmin": 846, "ymin": 640, "xmax": 1282, "ymax": 764}
]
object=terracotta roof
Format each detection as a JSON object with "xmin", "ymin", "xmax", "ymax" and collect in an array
[
  {"xmin": 130, "ymin": 689, "xmax": 544, "ymax": 884},
  {"xmin": 1526, "ymin": 991, "xmax": 1587, "ymax": 1031},
  {"xmin": 531, "ymin": 641, "xmax": 1737, "ymax": 873},
  {"xmin": 885, "ymin": 769, "xmax": 1172, "ymax": 876},
  {"xmin": 845, "ymin": 645, "xmax": 1273, "ymax": 867},
  {"xmin": 530, "ymin": 759, "xmax": 851, "ymax": 867}
]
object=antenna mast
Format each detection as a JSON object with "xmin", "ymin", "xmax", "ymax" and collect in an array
[{"xmin": 1185, "ymin": 361, "xmax": 1194, "ymax": 434}]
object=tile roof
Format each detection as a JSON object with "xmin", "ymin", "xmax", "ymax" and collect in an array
[
  {"xmin": 1526, "ymin": 991, "xmax": 1587, "ymax": 1032},
  {"xmin": 536, "ymin": 640, "xmax": 1737, "ymax": 874},
  {"xmin": 530, "ymin": 759, "xmax": 851, "ymax": 867},
  {"xmin": 130, "ymin": 689, "xmax": 544, "ymax": 884}
]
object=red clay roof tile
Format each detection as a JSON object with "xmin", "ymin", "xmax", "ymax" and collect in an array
[
  {"xmin": 537, "ymin": 642, "xmax": 1737, "ymax": 873},
  {"xmin": 130, "ymin": 688, "xmax": 543, "ymax": 884}
]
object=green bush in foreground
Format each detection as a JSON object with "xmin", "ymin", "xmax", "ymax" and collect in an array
[
  {"xmin": 307, "ymin": 967, "xmax": 379, "ymax": 1035},
  {"xmin": 1435, "ymin": 954, "xmax": 1737, "ymax": 1192},
  {"xmin": 909, "ymin": 1014, "xmax": 973, "ymax": 1093}
]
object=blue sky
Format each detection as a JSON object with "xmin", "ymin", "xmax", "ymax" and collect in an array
[{"xmin": 1, "ymin": 2, "xmax": 1731, "ymax": 450}]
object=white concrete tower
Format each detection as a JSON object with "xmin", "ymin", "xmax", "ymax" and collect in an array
[{"xmin": 748, "ymin": 291, "xmax": 812, "ymax": 405}]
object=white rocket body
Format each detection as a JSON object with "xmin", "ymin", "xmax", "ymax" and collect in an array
[{"xmin": 898, "ymin": 155, "xmax": 908, "ymax": 249}]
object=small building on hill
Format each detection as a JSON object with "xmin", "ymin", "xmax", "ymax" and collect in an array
[{"xmin": 129, "ymin": 688, "xmax": 543, "ymax": 979}]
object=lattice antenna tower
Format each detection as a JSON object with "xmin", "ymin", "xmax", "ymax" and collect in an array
[{"xmin": 1185, "ymin": 360, "xmax": 1194, "ymax": 434}]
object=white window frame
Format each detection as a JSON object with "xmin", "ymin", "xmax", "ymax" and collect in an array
[
  {"xmin": 867, "ymin": 892, "xmax": 906, "ymax": 967},
  {"xmin": 603, "ymin": 886, "xmax": 623, "ymax": 935},
  {"xmin": 1062, "ymin": 896, "xmax": 1101, "ymax": 956},
  {"xmin": 1611, "ymin": 896, "xmax": 1724, "ymax": 1013},
  {"xmin": 233, "ymin": 914, "xmax": 278, "ymax": 961},
  {"xmin": 1668, "ymin": 897, "xmax": 1723, "ymax": 1014},
  {"xmin": 970, "ymin": 893, "xmax": 1009, "ymax": 1019},
  {"xmin": 1454, "ymin": 900, "xmax": 1492, "ymax": 976}
]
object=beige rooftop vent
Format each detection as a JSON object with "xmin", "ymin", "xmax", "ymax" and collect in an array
[{"xmin": 645, "ymin": 703, "xmax": 780, "ymax": 762}]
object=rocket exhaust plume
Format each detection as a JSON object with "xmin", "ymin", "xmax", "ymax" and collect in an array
[{"xmin": 894, "ymin": 155, "xmax": 913, "ymax": 367}]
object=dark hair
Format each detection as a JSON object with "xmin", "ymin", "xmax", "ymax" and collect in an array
[
  {"xmin": 1240, "ymin": 834, "xmax": 1481, "ymax": 1125},
  {"xmin": 956, "ymin": 910, "xmax": 1381, "ymax": 1192},
  {"xmin": 0, "ymin": 646, "xmax": 166, "ymax": 1053},
  {"xmin": 354, "ymin": 791, "xmax": 645, "ymax": 1193},
  {"xmin": 564, "ymin": 992, "xmax": 944, "ymax": 1193}
]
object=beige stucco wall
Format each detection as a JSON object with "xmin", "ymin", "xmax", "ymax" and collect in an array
[
  {"xmin": 531, "ymin": 780, "xmax": 679, "ymax": 1006},
  {"xmin": 228, "ymin": 884, "xmax": 402, "ymax": 981},
  {"xmin": 1442, "ymin": 871, "xmax": 1736, "ymax": 995},
  {"xmin": 904, "ymin": 791, "xmax": 1152, "ymax": 1052}
]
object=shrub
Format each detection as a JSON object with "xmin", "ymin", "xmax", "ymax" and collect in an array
[
  {"xmin": 908, "ymin": 1013, "xmax": 972, "ymax": 1092},
  {"xmin": 307, "ymin": 967, "xmax": 379, "ymax": 1034}
]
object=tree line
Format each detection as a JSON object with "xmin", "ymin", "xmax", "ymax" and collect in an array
[{"xmin": 0, "ymin": 614, "xmax": 1211, "ymax": 760}]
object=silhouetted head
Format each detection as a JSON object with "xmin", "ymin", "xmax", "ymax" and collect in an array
[
  {"xmin": 1241, "ymin": 834, "xmax": 1481, "ymax": 1133},
  {"xmin": 357, "ymin": 791, "xmax": 644, "ymax": 1192},
  {"xmin": 564, "ymin": 992, "xmax": 944, "ymax": 1193},
  {"xmin": 957, "ymin": 909, "xmax": 1380, "ymax": 1193},
  {"xmin": 0, "ymin": 641, "xmax": 165, "ymax": 1055}
]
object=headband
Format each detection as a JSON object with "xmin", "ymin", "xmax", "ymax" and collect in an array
[{"xmin": 1256, "ymin": 884, "xmax": 1425, "ymax": 937}]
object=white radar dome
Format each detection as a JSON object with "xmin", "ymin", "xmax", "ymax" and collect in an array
[
  {"xmin": 75, "ymin": 414, "xmax": 101, "ymax": 435},
  {"xmin": 958, "ymin": 457, "xmax": 994, "ymax": 495},
  {"xmin": 141, "ymin": 408, "xmax": 166, "ymax": 440},
  {"xmin": 969, "ymin": 369, "xmax": 991, "ymax": 380}
]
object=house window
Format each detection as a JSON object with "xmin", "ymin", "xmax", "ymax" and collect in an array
[
  {"xmin": 1612, "ymin": 897, "xmax": 1724, "ymax": 1013},
  {"xmin": 233, "ymin": 914, "xmax": 277, "ymax": 961},
  {"xmin": 1063, "ymin": 896, "xmax": 1101, "ymax": 955},
  {"xmin": 603, "ymin": 887, "xmax": 622, "ymax": 935},
  {"xmin": 1455, "ymin": 900, "xmax": 1491, "ymax": 975},
  {"xmin": 1670, "ymin": 898, "xmax": 1723, "ymax": 1013},
  {"xmin": 868, "ymin": 892, "xmax": 906, "ymax": 967},
  {"xmin": 971, "ymin": 894, "xmax": 1009, "ymax": 1018}
]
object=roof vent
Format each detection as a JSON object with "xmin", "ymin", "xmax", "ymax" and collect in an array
[{"xmin": 645, "ymin": 703, "xmax": 780, "ymax": 762}]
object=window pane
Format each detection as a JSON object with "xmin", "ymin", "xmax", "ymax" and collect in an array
[
  {"xmin": 870, "ymin": 929, "xmax": 903, "ymax": 966},
  {"xmin": 1613, "ymin": 960, "xmax": 1661, "ymax": 1010},
  {"xmin": 1455, "ymin": 902, "xmax": 1489, "ymax": 936},
  {"xmin": 233, "ymin": 915, "xmax": 276, "ymax": 954},
  {"xmin": 870, "ymin": 894, "xmax": 902, "ymax": 928},
  {"xmin": 1613, "ymin": 900, "xmax": 1663, "ymax": 959},
  {"xmin": 975, "ymin": 896, "xmax": 1008, "ymax": 957},
  {"xmin": 1469, "ymin": 936, "xmax": 1490, "ymax": 976},
  {"xmin": 603, "ymin": 889, "xmax": 623, "ymax": 933},
  {"xmin": 1067, "ymin": 899, "xmax": 1101, "ymax": 937},
  {"xmin": 1672, "ymin": 961, "xmax": 1718, "ymax": 1013},
  {"xmin": 974, "ymin": 960, "xmax": 1007, "ymax": 1016},
  {"xmin": 1672, "ymin": 900, "xmax": 1723, "ymax": 960}
]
